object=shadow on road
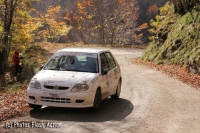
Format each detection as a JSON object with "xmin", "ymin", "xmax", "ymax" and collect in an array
[{"xmin": 30, "ymin": 98, "xmax": 133, "ymax": 122}]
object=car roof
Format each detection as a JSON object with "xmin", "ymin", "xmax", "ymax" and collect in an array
[{"xmin": 57, "ymin": 48, "xmax": 108, "ymax": 53}]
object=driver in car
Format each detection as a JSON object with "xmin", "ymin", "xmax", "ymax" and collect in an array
[{"xmin": 60, "ymin": 56, "xmax": 76, "ymax": 70}]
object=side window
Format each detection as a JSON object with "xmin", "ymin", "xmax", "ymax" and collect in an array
[
  {"xmin": 105, "ymin": 52, "xmax": 116, "ymax": 70},
  {"xmin": 100, "ymin": 53, "xmax": 110, "ymax": 71}
]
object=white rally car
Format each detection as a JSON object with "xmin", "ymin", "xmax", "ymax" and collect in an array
[{"xmin": 27, "ymin": 48, "xmax": 122, "ymax": 110}]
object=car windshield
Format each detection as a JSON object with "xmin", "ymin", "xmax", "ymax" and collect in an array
[{"xmin": 43, "ymin": 52, "xmax": 99, "ymax": 73}]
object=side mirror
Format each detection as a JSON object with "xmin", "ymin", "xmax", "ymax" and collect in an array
[
  {"xmin": 40, "ymin": 66, "xmax": 44, "ymax": 71},
  {"xmin": 102, "ymin": 69, "xmax": 108, "ymax": 75}
]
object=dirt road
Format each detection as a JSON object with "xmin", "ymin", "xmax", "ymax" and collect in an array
[{"xmin": 1, "ymin": 48, "xmax": 200, "ymax": 133}]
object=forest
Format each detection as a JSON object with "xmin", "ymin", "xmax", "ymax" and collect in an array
[
  {"xmin": 0, "ymin": 0, "xmax": 199, "ymax": 79},
  {"xmin": 0, "ymin": 0, "xmax": 167, "ymax": 76}
]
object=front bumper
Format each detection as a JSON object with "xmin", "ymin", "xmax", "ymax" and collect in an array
[{"xmin": 27, "ymin": 88, "xmax": 95, "ymax": 108}]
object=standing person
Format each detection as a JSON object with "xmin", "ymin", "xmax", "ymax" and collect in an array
[
  {"xmin": 13, "ymin": 49, "xmax": 20, "ymax": 79},
  {"xmin": 19, "ymin": 56, "xmax": 23, "ymax": 75}
]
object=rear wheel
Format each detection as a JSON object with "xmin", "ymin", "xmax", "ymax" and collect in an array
[
  {"xmin": 111, "ymin": 80, "xmax": 121, "ymax": 99},
  {"xmin": 29, "ymin": 103, "xmax": 42, "ymax": 110},
  {"xmin": 93, "ymin": 88, "xmax": 102, "ymax": 110}
]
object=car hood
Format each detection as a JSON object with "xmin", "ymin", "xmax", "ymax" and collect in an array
[{"xmin": 32, "ymin": 70, "xmax": 97, "ymax": 90}]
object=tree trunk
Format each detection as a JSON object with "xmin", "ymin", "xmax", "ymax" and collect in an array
[
  {"xmin": 172, "ymin": 0, "xmax": 198, "ymax": 13},
  {"xmin": 0, "ymin": 50, "xmax": 8, "ymax": 75},
  {"xmin": 177, "ymin": 0, "xmax": 184, "ymax": 13},
  {"xmin": 77, "ymin": 29, "xmax": 87, "ymax": 44},
  {"xmin": 0, "ymin": 0, "xmax": 17, "ymax": 75},
  {"xmin": 172, "ymin": 0, "xmax": 178, "ymax": 13},
  {"xmin": 191, "ymin": 0, "xmax": 198, "ymax": 6},
  {"xmin": 180, "ymin": 0, "xmax": 188, "ymax": 10}
]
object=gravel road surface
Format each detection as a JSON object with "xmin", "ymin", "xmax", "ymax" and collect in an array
[{"xmin": 1, "ymin": 48, "xmax": 200, "ymax": 133}]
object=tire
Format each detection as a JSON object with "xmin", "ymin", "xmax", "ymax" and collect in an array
[
  {"xmin": 111, "ymin": 80, "xmax": 121, "ymax": 99},
  {"xmin": 29, "ymin": 103, "xmax": 42, "ymax": 110},
  {"xmin": 92, "ymin": 88, "xmax": 102, "ymax": 110}
]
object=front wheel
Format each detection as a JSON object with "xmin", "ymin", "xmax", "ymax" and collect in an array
[
  {"xmin": 92, "ymin": 88, "xmax": 102, "ymax": 110},
  {"xmin": 29, "ymin": 103, "xmax": 42, "ymax": 110},
  {"xmin": 111, "ymin": 80, "xmax": 121, "ymax": 99}
]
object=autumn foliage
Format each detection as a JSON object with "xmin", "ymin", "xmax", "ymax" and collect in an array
[
  {"xmin": 0, "ymin": 0, "xmax": 71, "ymax": 75},
  {"xmin": 65, "ymin": 0, "xmax": 148, "ymax": 45},
  {"xmin": 0, "ymin": 84, "xmax": 29, "ymax": 121},
  {"xmin": 146, "ymin": 4, "xmax": 159, "ymax": 16}
]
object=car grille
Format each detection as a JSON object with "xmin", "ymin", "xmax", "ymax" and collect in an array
[
  {"xmin": 41, "ymin": 96, "xmax": 71, "ymax": 103},
  {"xmin": 44, "ymin": 85, "xmax": 69, "ymax": 90}
]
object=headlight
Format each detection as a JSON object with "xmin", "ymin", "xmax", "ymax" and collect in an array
[
  {"xmin": 71, "ymin": 84, "xmax": 89, "ymax": 92},
  {"xmin": 29, "ymin": 80, "xmax": 41, "ymax": 89}
]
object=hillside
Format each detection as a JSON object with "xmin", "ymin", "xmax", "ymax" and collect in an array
[{"xmin": 142, "ymin": 3, "xmax": 200, "ymax": 75}]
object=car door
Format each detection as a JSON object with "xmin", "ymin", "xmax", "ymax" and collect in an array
[
  {"xmin": 100, "ymin": 53, "xmax": 111, "ymax": 98},
  {"xmin": 105, "ymin": 52, "xmax": 118, "ymax": 94}
]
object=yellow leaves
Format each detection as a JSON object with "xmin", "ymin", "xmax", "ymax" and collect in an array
[
  {"xmin": 78, "ymin": 26, "xmax": 82, "ymax": 30},
  {"xmin": 159, "ymin": 2, "xmax": 174, "ymax": 16},
  {"xmin": 77, "ymin": 2, "xmax": 84, "ymax": 10},
  {"xmin": 31, "ymin": 5, "xmax": 71, "ymax": 43},
  {"xmin": 21, "ymin": 45, "xmax": 26, "ymax": 51},
  {"xmin": 148, "ymin": 36, "xmax": 155, "ymax": 41},
  {"xmin": 77, "ymin": 0, "xmax": 92, "ymax": 10},
  {"xmin": 91, "ymin": 33, "xmax": 96, "ymax": 37},
  {"xmin": 155, "ymin": 15, "xmax": 161, "ymax": 21},
  {"xmin": 0, "ymin": 26, "xmax": 3, "ymax": 32},
  {"xmin": 75, "ymin": 0, "xmax": 93, "ymax": 19},
  {"xmin": 0, "ymin": 0, "xmax": 3, "ymax": 5},
  {"xmin": 82, "ymin": 0, "xmax": 91, "ymax": 6},
  {"xmin": 47, "ymin": 5, "xmax": 61, "ymax": 14},
  {"xmin": 148, "ymin": 2, "xmax": 174, "ymax": 39},
  {"xmin": 150, "ymin": 19, "xmax": 158, "ymax": 27},
  {"xmin": 45, "ymin": 14, "xmax": 50, "ymax": 18},
  {"xmin": 87, "ymin": 15, "xmax": 92, "ymax": 19}
]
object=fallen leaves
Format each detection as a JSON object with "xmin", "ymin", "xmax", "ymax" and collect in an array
[
  {"xmin": 0, "ymin": 84, "xmax": 30, "ymax": 121},
  {"xmin": 133, "ymin": 58, "xmax": 200, "ymax": 89}
]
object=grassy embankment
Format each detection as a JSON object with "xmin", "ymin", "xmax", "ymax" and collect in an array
[{"xmin": 137, "ymin": 3, "xmax": 200, "ymax": 88}]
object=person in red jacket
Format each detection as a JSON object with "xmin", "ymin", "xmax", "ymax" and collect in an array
[{"xmin": 13, "ymin": 49, "xmax": 20, "ymax": 78}]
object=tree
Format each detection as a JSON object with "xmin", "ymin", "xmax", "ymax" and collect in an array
[
  {"xmin": 11, "ymin": 0, "xmax": 36, "ymax": 51},
  {"xmin": 172, "ymin": 0, "xmax": 199, "ymax": 13},
  {"xmin": 66, "ymin": 0, "xmax": 146, "ymax": 45},
  {"xmin": 0, "ymin": 0, "xmax": 32, "ymax": 75},
  {"xmin": 32, "ymin": 5, "xmax": 71, "ymax": 43},
  {"xmin": 148, "ymin": 2, "xmax": 174, "ymax": 41}
]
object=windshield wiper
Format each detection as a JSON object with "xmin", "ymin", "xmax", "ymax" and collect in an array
[
  {"xmin": 47, "ymin": 68, "xmax": 59, "ymax": 70},
  {"xmin": 73, "ymin": 69, "xmax": 88, "ymax": 72},
  {"xmin": 59, "ymin": 68, "xmax": 74, "ymax": 71},
  {"xmin": 59, "ymin": 69, "xmax": 88, "ymax": 72}
]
